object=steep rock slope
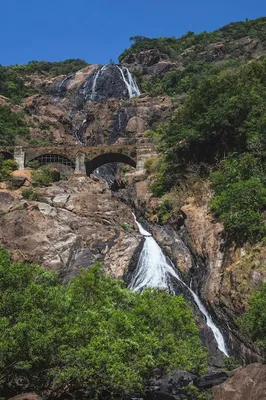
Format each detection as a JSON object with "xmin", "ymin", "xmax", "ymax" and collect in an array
[{"xmin": 0, "ymin": 177, "xmax": 142, "ymax": 281}]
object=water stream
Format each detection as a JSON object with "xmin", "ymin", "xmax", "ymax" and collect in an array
[
  {"xmin": 129, "ymin": 216, "xmax": 229, "ymax": 357},
  {"xmin": 91, "ymin": 65, "xmax": 107, "ymax": 100},
  {"xmin": 116, "ymin": 66, "xmax": 141, "ymax": 98}
]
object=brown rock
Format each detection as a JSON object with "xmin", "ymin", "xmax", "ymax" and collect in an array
[
  {"xmin": 0, "ymin": 177, "xmax": 141, "ymax": 281},
  {"xmin": 213, "ymin": 363, "xmax": 266, "ymax": 400},
  {"xmin": 8, "ymin": 394, "xmax": 42, "ymax": 400}
]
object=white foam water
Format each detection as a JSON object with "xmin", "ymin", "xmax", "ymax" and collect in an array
[
  {"xmin": 116, "ymin": 66, "xmax": 141, "ymax": 98},
  {"xmin": 91, "ymin": 65, "xmax": 107, "ymax": 100},
  {"xmin": 129, "ymin": 215, "xmax": 229, "ymax": 357}
]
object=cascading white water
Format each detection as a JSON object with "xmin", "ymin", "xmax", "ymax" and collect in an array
[
  {"xmin": 91, "ymin": 65, "xmax": 107, "ymax": 100},
  {"xmin": 116, "ymin": 66, "xmax": 141, "ymax": 98},
  {"xmin": 58, "ymin": 76, "xmax": 70, "ymax": 94},
  {"xmin": 130, "ymin": 215, "xmax": 229, "ymax": 357}
]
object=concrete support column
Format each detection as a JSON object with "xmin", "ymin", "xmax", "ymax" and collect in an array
[
  {"xmin": 75, "ymin": 153, "xmax": 86, "ymax": 175},
  {"xmin": 14, "ymin": 146, "xmax": 25, "ymax": 171},
  {"xmin": 135, "ymin": 145, "xmax": 158, "ymax": 175}
]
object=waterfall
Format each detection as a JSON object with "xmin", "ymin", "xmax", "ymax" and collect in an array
[
  {"xmin": 57, "ymin": 76, "xmax": 70, "ymax": 94},
  {"xmin": 130, "ymin": 215, "xmax": 229, "ymax": 357},
  {"xmin": 116, "ymin": 66, "xmax": 141, "ymax": 98},
  {"xmin": 91, "ymin": 65, "xmax": 107, "ymax": 100}
]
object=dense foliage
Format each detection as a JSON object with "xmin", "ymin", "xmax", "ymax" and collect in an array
[
  {"xmin": 139, "ymin": 60, "xmax": 244, "ymax": 97},
  {"xmin": 0, "ymin": 248, "xmax": 206, "ymax": 398},
  {"xmin": 10, "ymin": 59, "xmax": 89, "ymax": 76},
  {"xmin": 120, "ymin": 17, "xmax": 266, "ymax": 63},
  {"xmin": 0, "ymin": 106, "xmax": 29, "ymax": 145},
  {"xmin": 150, "ymin": 59, "xmax": 266, "ymax": 243},
  {"xmin": 0, "ymin": 59, "xmax": 88, "ymax": 102},
  {"xmin": 240, "ymin": 283, "xmax": 266, "ymax": 350},
  {"xmin": 0, "ymin": 157, "xmax": 17, "ymax": 181}
]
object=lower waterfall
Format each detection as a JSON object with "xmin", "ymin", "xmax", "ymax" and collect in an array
[{"xmin": 129, "ymin": 215, "xmax": 229, "ymax": 357}]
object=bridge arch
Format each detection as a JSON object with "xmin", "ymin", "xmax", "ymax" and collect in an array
[
  {"xmin": 0, "ymin": 151, "xmax": 14, "ymax": 161},
  {"xmin": 85, "ymin": 152, "xmax": 136, "ymax": 175},
  {"xmin": 28, "ymin": 153, "xmax": 75, "ymax": 168}
]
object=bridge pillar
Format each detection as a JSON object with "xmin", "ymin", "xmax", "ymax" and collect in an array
[
  {"xmin": 135, "ymin": 144, "xmax": 157, "ymax": 175},
  {"xmin": 75, "ymin": 153, "xmax": 86, "ymax": 175},
  {"xmin": 14, "ymin": 146, "xmax": 25, "ymax": 171}
]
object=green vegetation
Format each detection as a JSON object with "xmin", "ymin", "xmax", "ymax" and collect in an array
[
  {"xmin": 120, "ymin": 222, "xmax": 133, "ymax": 231},
  {"xmin": 139, "ymin": 60, "xmax": 243, "ymax": 97},
  {"xmin": 10, "ymin": 59, "xmax": 89, "ymax": 76},
  {"xmin": 240, "ymin": 283, "xmax": 266, "ymax": 351},
  {"xmin": 0, "ymin": 248, "xmax": 207, "ymax": 397},
  {"xmin": 0, "ymin": 59, "xmax": 88, "ymax": 102},
  {"xmin": 120, "ymin": 18, "xmax": 266, "ymax": 63},
  {"xmin": 0, "ymin": 66, "xmax": 36, "ymax": 103},
  {"xmin": 0, "ymin": 157, "xmax": 17, "ymax": 181},
  {"xmin": 157, "ymin": 199, "xmax": 173, "ymax": 225},
  {"xmin": 21, "ymin": 187, "xmax": 42, "ymax": 201},
  {"xmin": 120, "ymin": 18, "xmax": 266, "ymax": 97},
  {"xmin": 32, "ymin": 166, "xmax": 60, "ymax": 187},
  {"xmin": 0, "ymin": 106, "xmax": 29, "ymax": 145},
  {"xmin": 150, "ymin": 58, "xmax": 266, "ymax": 243}
]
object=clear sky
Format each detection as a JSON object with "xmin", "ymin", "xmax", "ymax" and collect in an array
[{"xmin": 1, "ymin": 0, "xmax": 266, "ymax": 66}]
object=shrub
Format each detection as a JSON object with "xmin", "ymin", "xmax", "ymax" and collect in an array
[
  {"xmin": 210, "ymin": 178, "xmax": 266, "ymax": 243},
  {"xmin": 21, "ymin": 187, "xmax": 42, "ymax": 201},
  {"xmin": 120, "ymin": 222, "xmax": 133, "ymax": 231},
  {"xmin": 240, "ymin": 283, "xmax": 266, "ymax": 350},
  {"xmin": 0, "ymin": 158, "xmax": 18, "ymax": 181},
  {"xmin": 26, "ymin": 160, "xmax": 40, "ymax": 169},
  {"xmin": 157, "ymin": 199, "xmax": 174, "ymax": 225},
  {"xmin": 144, "ymin": 157, "xmax": 159, "ymax": 175},
  {"xmin": 32, "ymin": 166, "xmax": 60, "ymax": 187}
]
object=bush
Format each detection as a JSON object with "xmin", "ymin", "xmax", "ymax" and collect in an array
[
  {"xmin": 210, "ymin": 178, "xmax": 266, "ymax": 243},
  {"xmin": 32, "ymin": 166, "xmax": 60, "ymax": 187},
  {"xmin": 26, "ymin": 160, "xmax": 40, "ymax": 169},
  {"xmin": 240, "ymin": 283, "xmax": 266, "ymax": 350},
  {"xmin": 145, "ymin": 157, "xmax": 159, "ymax": 175},
  {"xmin": 157, "ymin": 199, "xmax": 174, "ymax": 225},
  {"xmin": 120, "ymin": 222, "xmax": 133, "ymax": 231},
  {"xmin": 0, "ymin": 158, "xmax": 18, "ymax": 181},
  {"xmin": 0, "ymin": 248, "xmax": 207, "ymax": 397},
  {"xmin": 21, "ymin": 187, "xmax": 42, "ymax": 201}
]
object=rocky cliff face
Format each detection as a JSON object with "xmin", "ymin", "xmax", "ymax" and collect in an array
[
  {"xmin": 129, "ymin": 179, "xmax": 266, "ymax": 362},
  {"xmin": 20, "ymin": 63, "xmax": 173, "ymax": 147},
  {"xmin": 0, "ymin": 177, "xmax": 142, "ymax": 281}
]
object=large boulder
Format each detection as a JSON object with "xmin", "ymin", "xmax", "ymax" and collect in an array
[{"xmin": 213, "ymin": 363, "xmax": 266, "ymax": 400}]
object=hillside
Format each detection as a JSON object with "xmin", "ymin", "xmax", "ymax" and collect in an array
[{"xmin": 2, "ymin": 16, "xmax": 266, "ymax": 400}]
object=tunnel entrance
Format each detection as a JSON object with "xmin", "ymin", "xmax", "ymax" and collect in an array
[{"xmin": 85, "ymin": 152, "xmax": 136, "ymax": 175}]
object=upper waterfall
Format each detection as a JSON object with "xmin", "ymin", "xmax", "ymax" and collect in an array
[
  {"xmin": 78, "ymin": 63, "xmax": 141, "ymax": 103},
  {"xmin": 130, "ymin": 214, "xmax": 229, "ymax": 357}
]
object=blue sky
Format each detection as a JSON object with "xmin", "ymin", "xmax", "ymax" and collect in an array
[{"xmin": 1, "ymin": 0, "xmax": 266, "ymax": 66}]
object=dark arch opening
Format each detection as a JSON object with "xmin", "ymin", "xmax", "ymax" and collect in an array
[
  {"xmin": 85, "ymin": 152, "xmax": 136, "ymax": 175},
  {"xmin": 28, "ymin": 153, "xmax": 75, "ymax": 169},
  {"xmin": 0, "ymin": 151, "xmax": 13, "ymax": 161}
]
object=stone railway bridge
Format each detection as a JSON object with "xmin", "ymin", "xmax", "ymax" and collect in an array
[{"xmin": 0, "ymin": 144, "xmax": 151, "ymax": 175}]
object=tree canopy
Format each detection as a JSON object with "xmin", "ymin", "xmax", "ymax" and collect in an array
[{"xmin": 0, "ymin": 248, "xmax": 206, "ymax": 398}]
